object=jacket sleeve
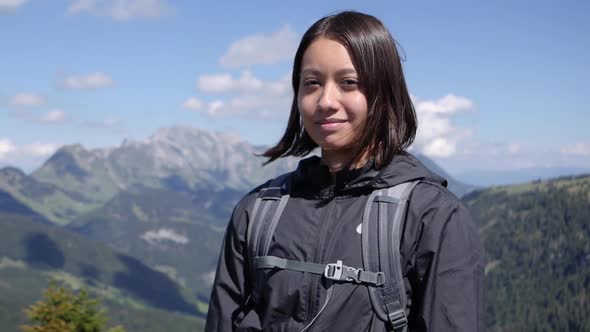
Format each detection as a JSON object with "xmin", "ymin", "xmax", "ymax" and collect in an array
[
  {"xmin": 413, "ymin": 196, "xmax": 485, "ymax": 331},
  {"xmin": 205, "ymin": 195, "xmax": 261, "ymax": 332}
]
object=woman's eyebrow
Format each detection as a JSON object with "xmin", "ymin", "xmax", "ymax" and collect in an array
[{"xmin": 300, "ymin": 68, "xmax": 357, "ymax": 76}]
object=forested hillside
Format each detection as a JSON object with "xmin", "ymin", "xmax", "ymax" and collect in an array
[
  {"xmin": 464, "ymin": 175, "xmax": 590, "ymax": 331},
  {"xmin": 0, "ymin": 213, "xmax": 206, "ymax": 331}
]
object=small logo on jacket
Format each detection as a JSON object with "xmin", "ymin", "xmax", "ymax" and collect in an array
[{"xmin": 356, "ymin": 223, "xmax": 362, "ymax": 235}]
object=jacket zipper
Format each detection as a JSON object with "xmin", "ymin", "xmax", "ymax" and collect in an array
[{"xmin": 305, "ymin": 185, "xmax": 337, "ymax": 330}]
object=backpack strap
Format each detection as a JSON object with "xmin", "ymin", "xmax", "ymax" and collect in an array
[
  {"xmin": 362, "ymin": 180, "xmax": 421, "ymax": 332},
  {"xmin": 245, "ymin": 172, "xmax": 292, "ymax": 302}
]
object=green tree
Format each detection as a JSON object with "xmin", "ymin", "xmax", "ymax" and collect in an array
[{"xmin": 20, "ymin": 281, "xmax": 126, "ymax": 332}]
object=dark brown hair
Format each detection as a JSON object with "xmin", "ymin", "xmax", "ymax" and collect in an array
[{"xmin": 262, "ymin": 11, "xmax": 417, "ymax": 169}]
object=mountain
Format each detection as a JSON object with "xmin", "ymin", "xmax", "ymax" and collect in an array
[
  {"xmin": 0, "ymin": 213, "xmax": 206, "ymax": 331},
  {"xmin": 415, "ymin": 154, "xmax": 477, "ymax": 197},
  {"xmin": 0, "ymin": 126, "xmax": 299, "ymax": 225},
  {"xmin": 32, "ymin": 125, "xmax": 300, "ymax": 193},
  {"xmin": 0, "ymin": 188, "xmax": 49, "ymax": 225},
  {"xmin": 0, "ymin": 166, "xmax": 98, "ymax": 225},
  {"xmin": 67, "ymin": 186, "xmax": 237, "ymax": 297},
  {"xmin": 463, "ymin": 174, "xmax": 590, "ymax": 331},
  {"xmin": 0, "ymin": 126, "xmax": 473, "ymax": 226}
]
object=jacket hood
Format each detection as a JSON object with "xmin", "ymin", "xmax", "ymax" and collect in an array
[{"xmin": 291, "ymin": 152, "xmax": 447, "ymax": 196}]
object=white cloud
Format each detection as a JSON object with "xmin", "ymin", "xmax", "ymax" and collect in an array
[
  {"xmin": 62, "ymin": 72, "xmax": 114, "ymax": 89},
  {"xmin": 194, "ymin": 93, "xmax": 291, "ymax": 119},
  {"xmin": 561, "ymin": 142, "xmax": 590, "ymax": 156},
  {"xmin": 8, "ymin": 92, "xmax": 46, "ymax": 107},
  {"xmin": 206, "ymin": 100, "xmax": 224, "ymax": 116},
  {"xmin": 0, "ymin": 0, "xmax": 26, "ymax": 11},
  {"xmin": 182, "ymin": 97, "xmax": 203, "ymax": 111},
  {"xmin": 422, "ymin": 138, "xmax": 456, "ymax": 158},
  {"xmin": 198, "ymin": 71, "xmax": 264, "ymax": 93},
  {"xmin": 193, "ymin": 71, "xmax": 292, "ymax": 118},
  {"xmin": 141, "ymin": 228, "xmax": 188, "ymax": 245},
  {"xmin": 412, "ymin": 94, "xmax": 475, "ymax": 159},
  {"xmin": 508, "ymin": 143, "xmax": 521, "ymax": 155},
  {"xmin": 197, "ymin": 70, "xmax": 290, "ymax": 95},
  {"xmin": 1, "ymin": 142, "xmax": 60, "ymax": 172},
  {"xmin": 414, "ymin": 94, "xmax": 473, "ymax": 114},
  {"xmin": 220, "ymin": 25, "xmax": 298, "ymax": 68},
  {"xmin": 0, "ymin": 139, "xmax": 17, "ymax": 158},
  {"xmin": 67, "ymin": 0, "xmax": 172, "ymax": 20},
  {"xmin": 0, "ymin": 139, "xmax": 58, "ymax": 163},
  {"xmin": 40, "ymin": 109, "xmax": 67, "ymax": 123}
]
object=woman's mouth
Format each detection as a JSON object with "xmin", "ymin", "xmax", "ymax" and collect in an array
[{"xmin": 317, "ymin": 119, "xmax": 346, "ymax": 130}]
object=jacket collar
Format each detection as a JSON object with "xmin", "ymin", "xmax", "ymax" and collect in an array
[{"xmin": 291, "ymin": 152, "xmax": 447, "ymax": 197}]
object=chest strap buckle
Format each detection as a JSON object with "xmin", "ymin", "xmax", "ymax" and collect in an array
[{"xmin": 325, "ymin": 260, "xmax": 384, "ymax": 286}]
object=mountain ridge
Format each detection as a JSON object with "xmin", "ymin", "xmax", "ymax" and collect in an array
[{"xmin": 0, "ymin": 125, "xmax": 474, "ymax": 225}]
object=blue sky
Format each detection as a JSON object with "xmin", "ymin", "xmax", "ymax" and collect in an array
[{"xmin": 0, "ymin": 0, "xmax": 588, "ymax": 175}]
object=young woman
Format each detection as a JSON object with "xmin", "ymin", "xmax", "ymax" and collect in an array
[{"xmin": 206, "ymin": 11, "xmax": 484, "ymax": 332}]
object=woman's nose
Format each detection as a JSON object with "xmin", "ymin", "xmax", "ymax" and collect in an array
[{"xmin": 317, "ymin": 82, "xmax": 339, "ymax": 111}]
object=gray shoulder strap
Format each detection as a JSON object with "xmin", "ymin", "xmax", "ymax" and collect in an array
[
  {"xmin": 362, "ymin": 180, "xmax": 420, "ymax": 332},
  {"xmin": 245, "ymin": 172, "xmax": 292, "ymax": 298}
]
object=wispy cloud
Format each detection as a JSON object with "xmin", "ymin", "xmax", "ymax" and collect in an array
[
  {"xmin": 67, "ymin": 0, "xmax": 173, "ymax": 21},
  {"xmin": 7, "ymin": 92, "xmax": 46, "ymax": 107},
  {"xmin": 181, "ymin": 97, "xmax": 203, "ymax": 111},
  {"xmin": 0, "ymin": 0, "xmax": 26, "ymax": 12},
  {"xmin": 8, "ymin": 108, "xmax": 69, "ymax": 125},
  {"xmin": 440, "ymin": 139, "xmax": 590, "ymax": 174},
  {"xmin": 561, "ymin": 142, "xmax": 590, "ymax": 156},
  {"xmin": 81, "ymin": 116, "xmax": 123, "ymax": 129},
  {"xmin": 197, "ymin": 70, "xmax": 289, "ymax": 95},
  {"xmin": 61, "ymin": 72, "xmax": 114, "ymax": 89},
  {"xmin": 220, "ymin": 25, "xmax": 298, "ymax": 68},
  {"xmin": 192, "ymin": 71, "xmax": 292, "ymax": 118},
  {"xmin": 40, "ymin": 109, "xmax": 67, "ymax": 123}
]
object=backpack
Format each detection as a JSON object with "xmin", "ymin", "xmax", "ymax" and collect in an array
[{"xmin": 246, "ymin": 172, "xmax": 421, "ymax": 332}]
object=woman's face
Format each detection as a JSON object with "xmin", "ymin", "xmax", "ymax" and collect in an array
[{"xmin": 297, "ymin": 37, "xmax": 368, "ymax": 156}]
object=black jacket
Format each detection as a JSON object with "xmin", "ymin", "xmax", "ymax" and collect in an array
[{"xmin": 206, "ymin": 153, "xmax": 485, "ymax": 331}]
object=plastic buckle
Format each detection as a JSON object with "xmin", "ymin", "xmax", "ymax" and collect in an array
[
  {"xmin": 324, "ymin": 260, "xmax": 344, "ymax": 280},
  {"xmin": 341, "ymin": 266, "xmax": 362, "ymax": 283},
  {"xmin": 388, "ymin": 311, "xmax": 408, "ymax": 331},
  {"xmin": 324, "ymin": 261, "xmax": 365, "ymax": 283}
]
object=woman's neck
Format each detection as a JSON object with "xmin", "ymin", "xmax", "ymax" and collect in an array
[{"xmin": 321, "ymin": 148, "xmax": 368, "ymax": 182}]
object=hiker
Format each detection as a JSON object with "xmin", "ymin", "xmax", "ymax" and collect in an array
[{"xmin": 205, "ymin": 11, "xmax": 484, "ymax": 332}]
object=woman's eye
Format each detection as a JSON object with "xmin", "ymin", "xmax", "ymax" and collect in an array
[
  {"xmin": 303, "ymin": 79, "xmax": 320, "ymax": 87},
  {"xmin": 341, "ymin": 79, "xmax": 359, "ymax": 90},
  {"xmin": 341, "ymin": 78, "xmax": 358, "ymax": 86}
]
